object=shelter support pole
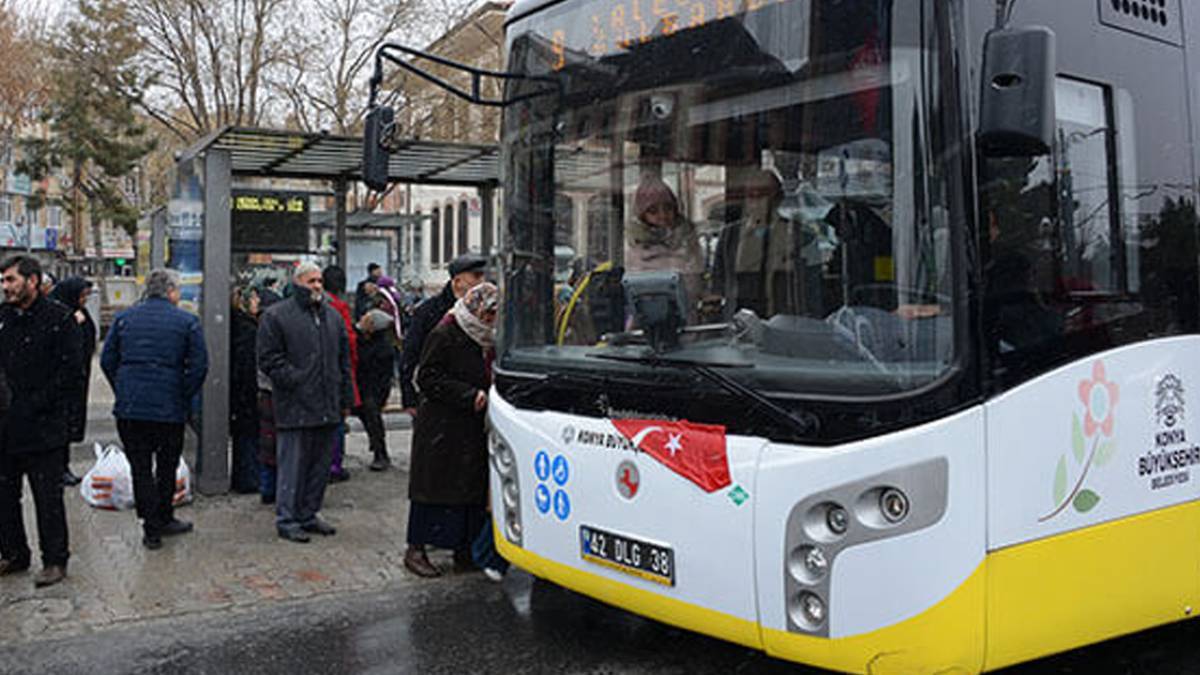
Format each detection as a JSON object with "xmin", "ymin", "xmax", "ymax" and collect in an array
[
  {"xmin": 335, "ymin": 178, "xmax": 348, "ymax": 272},
  {"xmin": 150, "ymin": 207, "xmax": 167, "ymax": 269},
  {"xmin": 199, "ymin": 149, "xmax": 231, "ymax": 495},
  {"xmin": 479, "ymin": 183, "xmax": 495, "ymax": 258}
]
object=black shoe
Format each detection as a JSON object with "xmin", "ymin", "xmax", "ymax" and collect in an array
[
  {"xmin": 368, "ymin": 456, "xmax": 391, "ymax": 471},
  {"xmin": 261, "ymin": 494, "xmax": 276, "ymax": 505},
  {"xmin": 143, "ymin": 533, "xmax": 163, "ymax": 550},
  {"xmin": 403, "ymin": 548, "xmax": 442, "ymax": 578},
  {"xmin": 329, "ymin": 470, "xmax": 350, "ymax": 483},
  {"xmin": 34, "ymin": 565, "xmax": 66, "ymax": 588},
  {"xmin": 302, "ymin": 518, "xmax": 337, "ymax": 536},
  {"xmin": 160, "ymin": 519, "xmax": 193, "ymax": 537},
  {"xmin": 278, "ymin": 528, "xmax": 311, "ymax": 543},
  {"xmin": 0, "ymin": 558, "xmax": 31, "ymax": 576},
  {"xmin": 61, "ymin": 471, "xmax": 82, "ymax": 488},
  {"xmin": 452, "ymin": 550, "xmax": 476, "ymax": 573}
]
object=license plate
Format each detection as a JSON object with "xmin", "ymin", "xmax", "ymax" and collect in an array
[{"xmin": 579, "ymin": 525, "xmax": 675, "ymax": 586}]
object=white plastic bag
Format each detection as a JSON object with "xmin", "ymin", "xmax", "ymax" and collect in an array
[
  {"xmin": 173, "ymin": 456, "xmax": 193, "ymax": 506},
  {"xmin": 80, "ymin": 442, "xmax": 135, "ymax": 510}
]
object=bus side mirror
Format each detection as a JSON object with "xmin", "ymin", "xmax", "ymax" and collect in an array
[
  {"xmin": 362, "ymin": 105, "xmax": 395, "ymax": 191},
  {"xmin": 978, "ymin": 26, "xmax": 1056, "ymax": 157}
]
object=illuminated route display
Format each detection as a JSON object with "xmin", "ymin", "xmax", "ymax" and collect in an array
[
  {"xmin": 543, "ymin": 0, "xmax": 799, "ymax": 70},
  {"xmin": 231, "ymin": 190, "xmax": 311, "ymax": 253}
]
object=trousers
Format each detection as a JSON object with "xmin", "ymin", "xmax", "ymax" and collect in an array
[
  {"xmin": 117, "ymin": 419, "xmax": 184, "ymax": 534},
  {"xmin": 0, "ymin": 449, "xmax": 70, "ymax": 567},
  {"xmin": 276, "ymin": 425, "xmax": 337, "ymax": 532}
]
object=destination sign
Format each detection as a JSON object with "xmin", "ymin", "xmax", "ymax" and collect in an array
[
  {"xmin": 233, "ymin": 194, "xmax": 306, "ymax": 214},
  {"xmin": 231, "ymin": 191, "xmax": 310, "ymax": 253},
  {"xmin": 545, "ymin": 0, "xmax": 797, "ymax": 70}
]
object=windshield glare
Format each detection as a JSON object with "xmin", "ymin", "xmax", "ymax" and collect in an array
[{"xmin": 500, "ymin": 0, "xmax": 956, "ymax": 396}]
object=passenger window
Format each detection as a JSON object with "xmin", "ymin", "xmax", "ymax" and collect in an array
[{"xmin": 981, "ymin": 76, "xmax": 1198, "ymax": 384}]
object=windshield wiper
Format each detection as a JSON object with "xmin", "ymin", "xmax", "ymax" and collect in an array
[
  {"xmin": 499, "ymin": 368, "xmax": 658, "ymax": 407},
  {"xmin": 587, "ymin": 353, "xmax": 816, "ymax": 436}
]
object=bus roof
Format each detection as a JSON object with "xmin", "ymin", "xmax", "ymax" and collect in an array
[{"xmin": 506, "ymin": 0, "xmax": 570, "ymax": 26}]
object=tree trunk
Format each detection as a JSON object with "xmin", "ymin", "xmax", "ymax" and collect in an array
[{"xmin": 91, "ymin": 214, "xmax": 108, "ymax": 313}]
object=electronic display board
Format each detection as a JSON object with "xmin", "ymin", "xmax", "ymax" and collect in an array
[{"xmin": 231, "ymin": 191, "xmax": 311, "ymax": 253}]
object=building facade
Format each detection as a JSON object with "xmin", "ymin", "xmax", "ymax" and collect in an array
[{"xmin": 395, "ymin": 1, "xmax": 509, "ymax": 292}]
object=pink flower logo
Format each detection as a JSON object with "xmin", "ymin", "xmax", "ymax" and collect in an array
[
  {"xmin": 1078, "ymin": 361, "xmax": 1120, "ymax": 438},
  {"xmin": 1041, "ymin": 360, "xmax": 1120, "ymax": 522}
]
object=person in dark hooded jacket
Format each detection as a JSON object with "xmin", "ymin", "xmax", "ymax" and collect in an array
[
  {"xmin": 48, "ymin": 276, "xmax": 96, "ymax": 487},
  {"xmin": 354, "ymin": 310, "xmax": 395, "ymax": 471},
  {"xmin": 230, "ymin": 286, "xmax": 261, "ymax": 493}
]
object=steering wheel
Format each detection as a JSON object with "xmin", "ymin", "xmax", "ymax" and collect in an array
[{"xmin": 826, "ymin": 305, "xmax": 896, "ymax": 378}]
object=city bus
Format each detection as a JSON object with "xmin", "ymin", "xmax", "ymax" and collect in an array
[{"xmin": 370, "ymin": 0, "xmax": 1200, "ymax": 671}]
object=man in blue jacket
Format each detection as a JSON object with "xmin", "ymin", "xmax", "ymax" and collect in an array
[
  {"xmin": 101, "ymin": 269, "xmax": 209, "ymax": 550},
  {"xmin": 0, "ymin": 256, "xmax": 82, "ymax": 587},
  {"xmin": 257, "ymin": 262, "xmax": 353, "ymax": 543}
]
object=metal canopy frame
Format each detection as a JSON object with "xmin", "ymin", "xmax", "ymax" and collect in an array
[
  {"xmin": 176, "ymin": 126, "xmax": 499, "ymax": 494},
  {"xmin": 179, "ymin": 126, "xmax": 500, "ymax": 187}
]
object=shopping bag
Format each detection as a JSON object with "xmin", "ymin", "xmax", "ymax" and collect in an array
[
  {"xmin": 80, "ymin": 442, "xmax": 135, "ymax": 510},
  {"xmin": 173, "ymin": 456, "xmax": 193, "ymax": 506}
]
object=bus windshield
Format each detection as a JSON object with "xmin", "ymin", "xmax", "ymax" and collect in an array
[{"xmin": 500, "ymin": 0, "xmax": 960, "ymax": 398}]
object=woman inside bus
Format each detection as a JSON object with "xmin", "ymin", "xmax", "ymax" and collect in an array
[
  {"xmin": 404, "ymin": 282, "xmax": 503, "ymax": 579},
  {"xmin": 625, "ymin": 176, "xmax": 704, "ymax": 279}
]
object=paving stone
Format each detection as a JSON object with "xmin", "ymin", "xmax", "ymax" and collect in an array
[{"xmin": 0, "ymin": 392, "xmax": 418, "ymax": 647}]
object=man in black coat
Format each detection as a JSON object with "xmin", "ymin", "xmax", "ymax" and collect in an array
[
  {"xmin": 398, "ymin": 254, "xmax": 487, "ymax": 416},
  {"xmin": 257, "ymin": 262, "xmax": 353, "ymax": 543},
  {"xmin": 0, "ymin": 255, "xmax": 83, "ymax": 587}
]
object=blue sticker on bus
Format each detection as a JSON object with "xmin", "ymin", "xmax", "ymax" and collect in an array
[
  {"xmin": 535, "ymin": 484, "xmax": 552, "ymax": 514},
  {"xmin": 534, "ymin": 450, "xmax": 551, "ymax": 482},
  {"xmin": 552, "ymin": 455, "xmax": 570, "ymax": 486},
  {"xmin": 554, "ymin": 489, "xmax": 571, "ymax": 521}
]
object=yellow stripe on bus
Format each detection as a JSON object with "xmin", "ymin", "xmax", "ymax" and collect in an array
[
  {"xmin": 498, "ymin": 499, "xmax": 1200, "ymax": 673},
  {"xmin": 495, "ymin": 527, "xmax": 762, "ymax": 649},
  {"xmin": 984, "ymin": 500, "xmax": 1200, "ymax": 671}
]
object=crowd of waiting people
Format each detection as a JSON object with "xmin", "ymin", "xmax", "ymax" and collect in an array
[{"xmin": 0, "ymin": 251, "xmax": 505, "ymax": 588}]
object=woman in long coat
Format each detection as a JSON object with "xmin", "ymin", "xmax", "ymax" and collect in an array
[
  {"xmin": 48, "ymin": 276, "xmax": 96, "ymax": 486},
  {"xmin": 229, "ymin": 286, "xmax": 261, "ymax": 493},
  {"xmin": 404, "ymin": 282, "xmax": 499, "ymax": 578}
]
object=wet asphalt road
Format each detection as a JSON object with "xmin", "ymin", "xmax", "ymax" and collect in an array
[{"xmin": 3, "ymin": 568, "xmax": 1200, "ymax": 675}]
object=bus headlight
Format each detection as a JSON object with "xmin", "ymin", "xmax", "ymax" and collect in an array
[
  {"xmin": 502, "ymin": 477, "xmax": 519, "ymax": 509},
  {"xmin": 825, "ymin": 504, "xmax": 849, "ymax": 535},
  {"xmin": 789, "ymin": 591, "xmax": 826, "ymax": 630},
  {"xmin": 489, "ymin": 430, "xmax": 514, "ymax": 473},
  {"xmin": 880, "ymin": 487, "xmax": 909, "ymax": 524},
  {"xmin": 783, "ymin": 459, "xmax": 950, "ymax": 637},
  {"xmin": 788, "ymin": 545, "xmax": 828, "ymax": 583},
  {"xmin": 490, "ymin": 428, "xmax": 523, "ymax": 547}
]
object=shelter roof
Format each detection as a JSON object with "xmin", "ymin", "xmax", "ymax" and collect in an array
[{"xmin": 179, "ymin": 126, "xmax": 500, "ymax": 187}]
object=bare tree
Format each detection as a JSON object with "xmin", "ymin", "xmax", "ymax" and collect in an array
[
  {"xmin": 124, "ymin": 0, "xmax": 293, "ymax": 140},
  {"xmin": 0, "ymin": 0, "xmax": 48, "ymax": 143},
  {"xmin": 277, "ymin": 0, "xmax": 476, "ymax": 135}
]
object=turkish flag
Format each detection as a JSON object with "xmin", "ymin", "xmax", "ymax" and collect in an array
[{"xmin": 612, "ymin": 419, "xmax": 731, "ymax": 493}]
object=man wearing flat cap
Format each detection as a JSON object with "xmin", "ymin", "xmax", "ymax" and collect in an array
[{"xmin": 399, "ymin": 254, "xmax": 487, "ymax": 416}]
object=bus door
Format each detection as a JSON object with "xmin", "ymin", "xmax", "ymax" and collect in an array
[{"xmin": 979, "ymin": 2, "xmax": 1200, "ymax": 668}]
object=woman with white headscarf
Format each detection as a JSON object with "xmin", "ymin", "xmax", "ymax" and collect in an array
[{"xmin": 403, "ymin": 282, "xmax": 501, "ymax": 578}]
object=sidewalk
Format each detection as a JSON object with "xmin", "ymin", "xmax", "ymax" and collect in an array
[{"xmin": 0, "ymin": 366, "xmax": 428, "ymax": 646}]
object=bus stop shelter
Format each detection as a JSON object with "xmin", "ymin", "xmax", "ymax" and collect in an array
[{"xmin": 174, "ymin": 126, "xmax": 499, "ymax": 494}]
